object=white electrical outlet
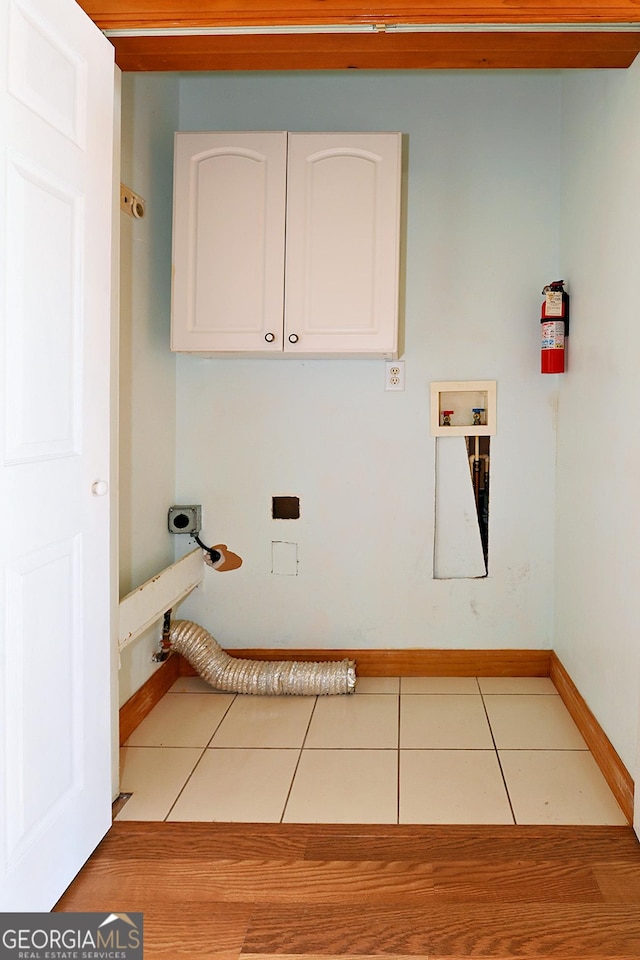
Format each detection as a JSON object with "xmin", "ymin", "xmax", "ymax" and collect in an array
[{"xmin": 385, "ymin": 360, "xmax": 405, "ymax": 391}]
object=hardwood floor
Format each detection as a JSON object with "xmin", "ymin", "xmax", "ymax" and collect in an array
[{"xmin": 56, "ymin": 821, "xmax": 640, "ymax": 958}]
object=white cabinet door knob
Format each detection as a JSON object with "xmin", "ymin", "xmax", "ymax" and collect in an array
[{"xmin": 91, "ymin": 480, "xmax": 108, "ymax": 497}]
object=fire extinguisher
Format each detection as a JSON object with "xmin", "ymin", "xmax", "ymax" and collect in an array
[{"xmin": 540, "ymin": 280, "xmax": 569, "ymax": 374}]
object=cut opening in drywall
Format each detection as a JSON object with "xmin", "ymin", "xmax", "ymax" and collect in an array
[
  {"xmin": 467, "ymin": 435, "xmax": 490, "ymax": 570},
  {"xmin": 433, "ymin": 435, "xmax": 490, "ymax": 579},
  {"xmin": 272, "ymin": 496, "xmax": 300, "ymax": 519}
]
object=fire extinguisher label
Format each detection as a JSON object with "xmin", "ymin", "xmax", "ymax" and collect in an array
[
  {"xmin": 545, "ymin": 291, "xmax": 564, "ymax": 316},
  {"xmin": 541, "ymin": 320, "xmax": 565, "ymax": 349}
]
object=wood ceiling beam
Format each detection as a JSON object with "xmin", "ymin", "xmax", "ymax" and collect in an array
[
  {"xmin": 77, "ymin": 1, "xmax": 640, "ymax": 70},
  {"xmin": 77, "ymin": 1, "xmax": 640, "ymax": 30},
  {"xmin": 109, "ymin": 31, "xmax": 640, "ymax": 71}
]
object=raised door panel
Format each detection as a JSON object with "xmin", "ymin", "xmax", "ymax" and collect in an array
[
  {"xmin": 284, "ymin": 132, "xmax": 401, "ymax": 358},
  {"xmin": 171, "ymin": 131, "xmax": 287, "ymax": 353}
]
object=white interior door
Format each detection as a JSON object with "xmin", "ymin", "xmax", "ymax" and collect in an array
[{"xmin": 0, "ymin": 0, "xmax": 115, "ymax": 910}]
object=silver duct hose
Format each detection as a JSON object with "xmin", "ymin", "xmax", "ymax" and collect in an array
[{"xmin": 169, "ymin": 619, "xmax": 356, "ymax": 695}]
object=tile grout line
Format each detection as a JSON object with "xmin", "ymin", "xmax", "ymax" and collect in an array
[
  {"xmin": 162, "ymin": 690, "xmax": 238, "ymax": 821},
  {"xmin": 206, "ymin": 692, "xmax": 238, "ymax": 747},
  {"xmin": 478, "ymin": 683, "xmax": 517, "ymax": 825},
  {"xmin": 162, "ymin": 745, "xmax": 208, "ymax": 821},
  {"xmin": 280, "ymin": 694, "xmax": 319, "ymax": 823}
]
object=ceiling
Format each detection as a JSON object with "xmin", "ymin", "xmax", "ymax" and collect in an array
[{"xmin": 78, "ymin": 1, "xmax": 640, "ymax": 70}]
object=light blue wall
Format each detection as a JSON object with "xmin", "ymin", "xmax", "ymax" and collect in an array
[
  {"xmin": 118, "ymin": 64, "xmax": 640, "ymax": 781},
  {"xmin": 557, "ymin": 60, "xmax": 640, "ymax": 772},
  {"xmin": 119, "ymin": 72, "xmax": 179, "ymax": 704},
  {"xmin": 174, "ymin": 72, "xmax": 561, "ymax": 652}
]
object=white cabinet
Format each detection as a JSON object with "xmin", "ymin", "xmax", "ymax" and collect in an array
[
  {"xmin": 171, "ymin": 131, "xmax": 402, "ymax": 358},
  {"xmin": 171, "ymin": 131, "xmax": 287, "ymax": 355}
]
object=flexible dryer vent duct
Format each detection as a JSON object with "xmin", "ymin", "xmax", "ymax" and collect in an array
[{"xmin": 169, "ymin": 619, "xmax": 356, "ymax": 696}]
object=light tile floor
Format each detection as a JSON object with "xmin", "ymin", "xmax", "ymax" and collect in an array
[{"xmin": 117, "ymin": 675, "xmax": 628, "ymax": 826}]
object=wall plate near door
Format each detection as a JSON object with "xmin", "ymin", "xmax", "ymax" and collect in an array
[{"xmin": 120, "ymin": 182, "xmax": 145, "ymax": 219}]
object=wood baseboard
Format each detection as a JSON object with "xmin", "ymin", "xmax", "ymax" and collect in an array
[
  {"xmin": 549, "ymin": 652, "xmax": 634, "ymax": 823},
  {"xmin": 179, "ymin": 647, "xmax": 552, "ymax": 677},
  {"xmin": 119, "ymin": 654, "xmax": 180, "ymax": 745}
]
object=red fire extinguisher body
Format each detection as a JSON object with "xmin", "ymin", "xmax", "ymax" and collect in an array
[
  {"xmin": 541, "ymin": 281, "xmax": 569, "ymax": 374},
  {"xmin": 541, "ymin": 320, "xmax": 565, "ymax": 373}
]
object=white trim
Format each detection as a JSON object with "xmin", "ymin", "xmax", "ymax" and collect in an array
[
  {"xmin": 118, "ymin": 549, "xmax": 204, "ymax": 652},
  {"xmin": 104, "ymin": 22, "xmax": 640, "ymax": 38}
]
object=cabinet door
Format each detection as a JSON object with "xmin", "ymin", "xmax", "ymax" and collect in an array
[
  {"xmin": 284, "ymin": 133, "xmax": 401, "ymax": 358},
  {"xmin": 172, "ymin": 132, "xmax": 287, "ymax": 353}
]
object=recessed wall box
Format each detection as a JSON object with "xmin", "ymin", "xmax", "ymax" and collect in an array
[
  {"xmin": 430, "ymin": 380, "xmax": 496, "ymax": 437},
  {"xmin": 168, "ymin": 504, "xmax": 202, "ymax": 534}
]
